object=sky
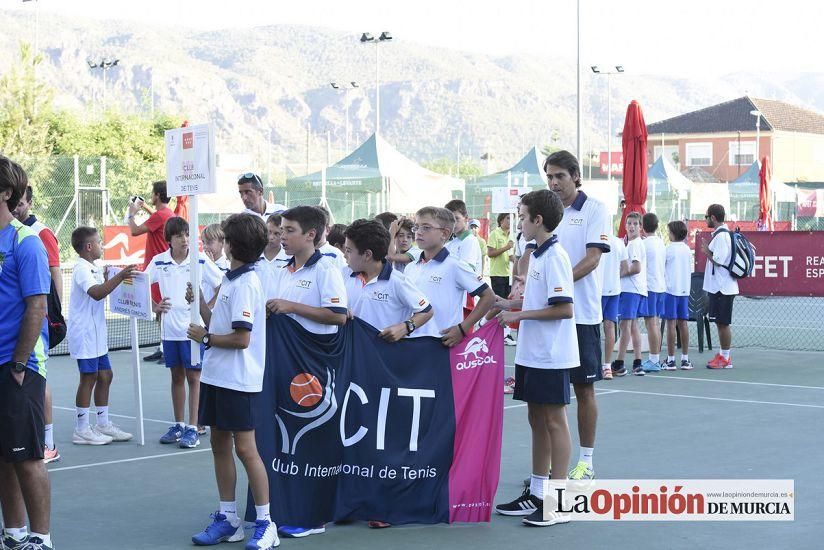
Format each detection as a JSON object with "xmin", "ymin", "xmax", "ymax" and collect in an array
[{"xmin": 2, "ymin": 0, "xmax": 822, "ymax": 77}]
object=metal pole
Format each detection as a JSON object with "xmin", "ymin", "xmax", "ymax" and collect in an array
[
  {"xmin": 576, "ymin": 0, "xmax": 582, "ymax": 159},
  {"xmin": 755, "ymin": 116, "xmax": 761, "ymax": 162},
  {"xmin": 305, "ymin": 121, "xmax": 310, "ymax": 175},
  {"xmin": 326, "ymin": 130, "xmax": 331, "ymax": 166},
  {"xmin": 607, "ymin": 73, "xmax": 612, "ymax": 185},
  {"xmin": 130, "ymin": 316, "xmax": 145, "ymax": 445},
  {"xmin": 375, "ymin": 42, "xmax": 380, "ymax": 136},
  {"xmin": 102, "ymin": 67, "xmax": 107, "ymax": 112},
  {"xmin": 150, "ymin": 69, "xmax": 155, "ymax": 118},
  {"xmin": 345, "ymin": 90, "xmax": 350, "ymax": 153},
  {"xmin": 267, "ymin": 128, "xmax": 272, "ymax": 186}
]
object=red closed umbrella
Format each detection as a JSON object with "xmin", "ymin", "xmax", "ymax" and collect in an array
[
  {"xmin": 618, "ymin": 100, "xmax": 649, "ymax": 238},
  {"xmin": 757, "ymin": 156, "xmax": 773, "ymax": 231}
]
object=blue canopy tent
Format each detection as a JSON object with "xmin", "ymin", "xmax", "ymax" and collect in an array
[{"xmin": 465, "ymin": 146, "xmax": 547, "ymax": 217}]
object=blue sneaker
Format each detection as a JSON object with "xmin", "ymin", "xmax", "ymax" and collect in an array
[
  {"xmin": 179, "ymin": 426, "xmax": 201, "ymax": 449},
  {"xmin": 641, "ymin": 359, "xmax": 661, "ymax": 372},
  {"xmin": 192, "ymin": 512, "xmax": 244, "ymax": 546},
  {"xmin": 159, "ymin": 424, "xmax": 183, "ymax": 444},
  {"xmin": 277, "ymin": 525, "xmax": 325, "ymax": 538},
  {"xmin": 246, "ymin": 519, "xmax": 279, "ymax": 549}
]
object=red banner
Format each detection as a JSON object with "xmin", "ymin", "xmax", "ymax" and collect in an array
[
  {"xmin": 694, "ymin": 231, "xmax": 824, "ymax": 297},
  {"xmin": 599, "ymin": 152, "xmax": 624, "ymax": 176}
]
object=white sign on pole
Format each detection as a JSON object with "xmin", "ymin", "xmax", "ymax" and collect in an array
[
  {"xmin": 491, "ymin": 187, "xmax": 530, "ymax": 213},
  {"xmin": 165, "ymin": 123, "xmax": 216, "ymax": 366},
  {"xmin": 108, "ymin": 267, "xmax": 150, "ymax": 445}
]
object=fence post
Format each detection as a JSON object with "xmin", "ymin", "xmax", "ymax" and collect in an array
[
  {"xmin": 74, "ymin": 155, "xmax": 80, "ymax": 228},
  {"xmin": 100, "ymin": 156, "xmax": 109, "ymax": 226}
]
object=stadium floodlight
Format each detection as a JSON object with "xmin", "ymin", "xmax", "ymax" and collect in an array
[
  {"xmin": 750, "ymin": 110, "xmax": 763, "ymax": 161},
  {"xmin": 360, "ymin": 32, "xmax": 375, "ymax": 43},
  {"xmin": 590, "ymin": 63, "xmax": 625, "ymax": 184},
  {"xmin": 331, "ymin": 82, "xmax": 340, "ymax": 89},
  {"xmin": 379, "ymin": 31, "xmax": 393, "ymax": 41},
  {"xmin": 590, "ymin": 65, "xmax": 600, "ymax": 74},
  {"xmin": 360, "ymin": 31, "xmax": 393, "ymax": 135},
  {"xmin": 330, "ymin": 81, "xmax": 359, "ymax": 152}
]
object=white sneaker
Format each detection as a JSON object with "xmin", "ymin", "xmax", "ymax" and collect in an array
[
  {"xmin": 504, "ymin": 335, "xmax": 517, "ymax": 346},
  {"xmin": 73, "ymin": 426, "xmax": 113, "ymax": 445},
  {"xmin": 95, "ymin": 423, "xmax": 133, "ymax": 442},
  {"xmin": 248, "ymin": 519, "xmax": 280, "ymax": 548}
]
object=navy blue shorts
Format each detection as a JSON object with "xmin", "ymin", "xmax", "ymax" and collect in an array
[
  {"xmin": 619, "ymin": 292, "xmax": 643, "ymax": 320},
  {"xmin": 198, "ymin": 382, "xmax": 259, "ymax": 432},
  {"xmin": 640, "ymin": 291, "xmax": 665, "ymax": 318},
  {"xmin": 513, "ymin": 365, "xmax": 571, "ymax": 405},
  {"xmin": 163, "ymin": 340, "xmax": 202, "ymax": 369},
  {"xmin": 663, "ymin": 294, "xmax": 689, "ymax": 320},
  {"xmin": 601, "ymin": 295, "xmax": 620, "ymax": 324},
  {"xmin": 708, "ymin": 292, "xmax": 735, "ymax": 326},
  {"xmin": 0, "ymin": 368, "xmax": 45, "ymax": 463},
  {"xmin": 570, "ymin": 324, "xmax": 603, "ymax": 384},
  {"xmin": 77, "ymin": 354, "xmax": 112, "ymax": 374}
]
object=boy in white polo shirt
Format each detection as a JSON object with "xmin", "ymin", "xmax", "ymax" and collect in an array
[
  {"xmin": 663, "ymin": 220, "xmax": 693, "ymax": 370},
  {"xmin": 601, "ymin": 234, "xmax": 626, "ymax": 380},
  {"xmin": 639, "ymin": 213, "xmax": 666, "ymax": 372},
  {"xmin": 256, "ymin": 213, "xmax": 290, "ymax": 299},
  {"xmin": 186, "ymin": 213, "xmax": 278, "ymax": 550},
  {"xmin": 316, "ymin": 206, "xmax": 348, "ymax": 269},
  {"xmin": 202, "ymin": 223, "xmax": 230, "ymax": 273},
  {"xmin": 614, "ymin": 212, "xmax": 647, "ymax": 376},
  {"xmin": 404, "ymin": 207, "xmax": 495, "ymax": 345},
  {"xmin": 68, "ymin": 227, "xmax": 136, "ymax": 445},
  {"xmin": 145, "ymin": 217, "xmax": 223, "ymax": 449},
  {"xmin": 493, "ymin": 189, "xmax": 577, "ymax": 527},
  {"xmin": 343, "ymin": 218, "xmax": 433, "ymax": 339},
  {"xmin": 444, "ymin": 199, "xmax": 482, "ymax": 276}
]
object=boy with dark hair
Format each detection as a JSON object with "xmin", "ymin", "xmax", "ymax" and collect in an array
[
  {"xmin": 614, "ymin": 212, "xmax": 647, "ymax": 376},
  {"xmin": 386, "ymin": 217, "xmax": 421, "ymax": 272},
  {"xmin": 266, "ymin": 206, "xmax": 348, "ymax": 538},
  {"xmin": 493, "ymin": 189, "xmax": 577, "ymax": 527},
  {"xmin": 374, "ymin": 211, "xmax": 398, "ymax": 230},
  {"xmin": 68, "ymin": 227, "xmax": 137, "ymax": 445},
  {"xmin": 327, "ymin": 223, "xmax": 347, "ymax": 252},
  {"xmin": 186, "ymin": 213, "xmax": 278, "ymax": 549},
  {"xmin": 663, "ymin": 220, "xmax": 692, "ymax": 370},
  {"xmin": 343, "ymin": 219, "xmax": 433, "ymax": 341},
  {"xmin": 146, "ymin": 217, "xmax": 223, "ymax": 448},
  {"xmin": 404, "ymin": 207, "xmax": 495, "ymax": 345},
  {"xmin": 316, "ymin": 206, "xmax": 347, "ymax": 268},
  {"xmin": 639, "ymin": 212, "xmax": 666, "ymax": 372},
  {"xmin": 256, "ymin": 214, "xmax": 289, "ymax": 300}
]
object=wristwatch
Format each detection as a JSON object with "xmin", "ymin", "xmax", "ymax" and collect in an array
[
  {"xmin": 11, "ymin": 361, "xmax": 26, "ymax": 373},
  {"xmin": 201, "ymin": 333, "xmax": 211, "ymax": 349},
  {"xmin": 405, "ymin": 320, "xmax": 416, "ymax": 335}
]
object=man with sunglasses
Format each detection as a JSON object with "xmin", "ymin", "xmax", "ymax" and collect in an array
[{"xmin": 237, "ymin": 173, "xmax": 286, "ymax": 221}]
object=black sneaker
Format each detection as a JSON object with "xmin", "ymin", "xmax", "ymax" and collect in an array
[
  {"xmin": 523, "ymin": 507, "xmax": 571, "ymax": 527},
  {"xmin": 612, "ymin": 360, "xmax": 627, "ymax": 377},
  {"xmin": 144, "ymin": 349, "xmax": 163, "ymax": 362},
  {"xmin": 496, "ymin": 487, "xmax": 543, "ymax": 516}
]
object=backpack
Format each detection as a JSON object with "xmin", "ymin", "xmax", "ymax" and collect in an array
[{"xmin": 716, "ymin": 227, "xmax": 756, "ymax": 279}]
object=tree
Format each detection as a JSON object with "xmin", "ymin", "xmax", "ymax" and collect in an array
[{"xmin": 423, "ymin": 158, "xmax": 484, "ymax": 179}]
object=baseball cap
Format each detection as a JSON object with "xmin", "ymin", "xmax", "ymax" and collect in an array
[{"xmin": 469, "ymin": 219, "xmax": 480, "ymax": 227}]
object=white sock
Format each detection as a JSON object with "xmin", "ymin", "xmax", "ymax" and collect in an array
[
  {"xmin": 255, "ymin": 503, "xmax": 271, "ymax": 522},
  {"xmin": 529, "ymin": 474, "xmax": 548, "ymax": 500},
  {"xmin": 667, "ymin": 355, "xmax": 675, "ymax": 363},
  {"xmin": 681, "ymin": 354, "xmax": 689, "ymax": 361},
  {"xmin": 219, "ymin": 501, "xmax": 239, "ymax": 526},
  {"xmin": 96, "ymin": 406, "xmax": 109, "ymax": 426},
  {"xmin": 720, "ymin": 349, "xmax": 731, "ymax": 360},
  {"xmin": 579, "ymin": 446, "xmax": 594, "ymax": 467},
  {"xmin": 76, "ymin": 407, "xmax": 90, "ymax": 431},
  {"xmin": 30, "ymin": 533, "xmax": 51, "ymax": 546},
  {"xmin": 176, "ymin": 421, "xmax": 185, "ymax": 429},
  {"xmin": 44, "ymin": 424, "xmax": 54, "ymax": 450},
  {"xmin": 649, "ymin": 353, "xmax": 660, "ymax": 363},
  {"xmin": 4, "ymin": 527, "xmax": 28, "ymax": 541},
  {"xmin": 602, "ymin": 363, "xmax": 610, "ymax": 371},
  {"xmin": 187, "ymin": 424, "xmax": 197, "ymax": 431}
]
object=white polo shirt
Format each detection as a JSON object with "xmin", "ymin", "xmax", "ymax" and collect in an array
[
  {"xmin": 550, "ymin": 191, "xmax": 612, "ymax": 325},
  {"xmin": 203, "ymin": 255, "xmax": 230, "ymax": 305},
  {"xmin": 394, "ymin": 246, "xmax": 423, "ymax": 274},
  {"xmin": 273, "ymin": 250, "xmax": 348, "ymax": 334},
  {"xmin": 345, "ymin": 261, "xmax": 432, "ymax": 332},
  {"xmin": 446, "ymin": 230, "xmax": 483, "ymax": 275},
  {"xmin": 257, "ymin": 248, "xmax": 291, "ymax": 299},
  {"xmin": 643, "ymin": 235, "xmax": 667, "ymax": 293},
  {"xmin": 201, "ymin": 264, "xmax": 266, "ymax": 393},
  {"xmin": 621, "ymin": 237, "xmax": 648, "ymax": 296},
  {"xmin": 601, "ymin": 235, "xmax": 626, "ymax": 297},
  {"xmin": 319, "ymin": 241, "xmax": 348, "ymax": 269},
  {"xmin": 514, "ymin": 236, "xmax": 580, "ymax": 370},
  {"xmin": 144, "ymin": 250, "xmax": 224, "ymax": 341},
  {"xmin": 665, "ymin": 241, "xmax": 692, "ymax": 296},
  {"xmin": 68, "ymin": 258, "xmax": 107, "ymax": 359},
  {"xmin": 703, "ymin": 228, "xmax": 740, "ymax": 295},
  {"xmin": 243, "ymin": 200, "xmax": 286, "ymax": 221},
  {"xmin": 404, "ymin": 247, "xmax": 488, "ymax": 337}
]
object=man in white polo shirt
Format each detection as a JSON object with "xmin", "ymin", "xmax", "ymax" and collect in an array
[
  {"xmin": 342, "ymin": 219, "xmax": 433, "ymax": 340},
  {"xmin": 540, "ymin": 150, "xmax": 611, "ymax": 482},
  {"xmin": 237, "ymin": 172, "xmax": 286, "ymax": 221},
  {"xmin": 700, "ymin": 203, "xmax": 739, "ymax": 369}
]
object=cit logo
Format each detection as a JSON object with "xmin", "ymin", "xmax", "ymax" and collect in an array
[
  {"xmin": 569, "ymin": 217, "xmax": 584, "ymax": 226},
  {"xmin": 429, "ymin": 275, "xmax": 443, "ymax": 284},
  {"xmin": 275, "ymin": 369, "xmax": 337, "ymax": 455},
  {"xmin": 297, "ymin": 279, "xmax": 312, "ymax": 289},
  {"xmin": 372, "ymin": 291, "xmax": 390, "ymax": 302}
]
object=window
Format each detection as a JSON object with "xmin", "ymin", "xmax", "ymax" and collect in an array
[
  {"xmin": 686, "ymin": 142, "xmax": 712, "ymax": 166},
  {"xmin": 653, "ymin": 145, "xmax": 679, "ymax": 164},
  {"xmin": 728, "ymin": 141, "xmax": 756, "ymax": 166}
]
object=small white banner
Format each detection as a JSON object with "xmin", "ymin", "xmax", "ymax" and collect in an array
[
  {"xmin": 545, "ymin": 479, "xmax": 794, "ymax": 521},
  {"xmin": 491, "ymin": 187, "xmax": 530, "ymax": 213},
  {"xmin": 165, "ymin": 123, "xmax": 216, "ymax": 196},
  {"xmin": 108, "ymin": 268, "xmax": 152, "ymax": 321}
]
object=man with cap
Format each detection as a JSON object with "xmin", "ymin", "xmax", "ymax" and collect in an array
[{"xmin": 469, "ymin": 218, "xmax": 488, "ymax": 278}]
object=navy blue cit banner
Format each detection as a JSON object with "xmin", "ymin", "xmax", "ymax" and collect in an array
[{"xmin": 248, "ymin": 314, "xmax": 456, "ymax": 526}]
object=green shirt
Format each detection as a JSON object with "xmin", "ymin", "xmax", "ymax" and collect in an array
[{"xmin": 487, "ymin": 227, "xmax": 512, "ymax": 277}]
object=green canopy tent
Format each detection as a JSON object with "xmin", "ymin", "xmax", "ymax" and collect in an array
[
  {"xmin": 465, "ymin": 146, "xmax": 547, "ymax": 218},
  {"xmin": 286, "ymin": 134, "xmax": 463, "ymax": 222},
  {"xmin": 729, "ymin": 160, "xmax": 797, "ymax": 222}
]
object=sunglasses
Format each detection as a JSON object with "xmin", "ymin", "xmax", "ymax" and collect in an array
[{"xmin": 238, "ymin": 172, "xmax": 264, "ymax": 188}]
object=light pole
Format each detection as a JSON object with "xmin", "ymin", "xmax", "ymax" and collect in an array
[
  {"xmin": 591, "ymin": 65, "xmax": 624, "ymax": 185},
  {"xmin": 331, "ymin": 81, "xmax": 359, "ymax": 153},
  {"xmin": 750, "ymin": 109, "xmax": 762, "ymax": 163},
  {"xmin": 87, "ymin": 58, "xmax": 120, "ymax": 112},
  {"xmin": 360, "ymin": 31, "xmax": 392, "ymax": 136},
  {"xmin": 22, "ymin": 0, "xmax": 39, "ymax": 61}
]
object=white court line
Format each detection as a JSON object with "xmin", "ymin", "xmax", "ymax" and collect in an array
[
  {"xmin": 608, "ymin": 389, "xmax": 824, "ymax": 409},
  {"xmin": 503, "ymin": 390, "xmax": 619, "ymax": 410},
  {"xmin": 641, "ymin": 375, "xmax": 824, "ymax": 391},
  {"xmin": 53, "ymin": 405, "xmax": 173, "ymax": 426},
  {"xmin": 48, "ymin": 448, "xmax": 212, "ymax": 473}
]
